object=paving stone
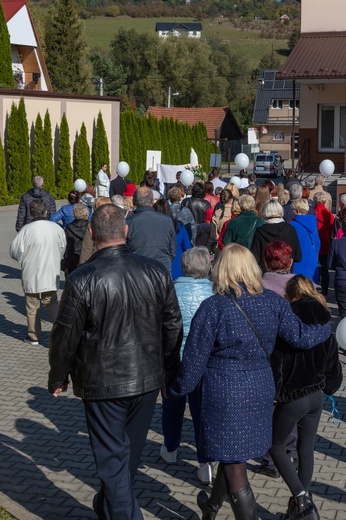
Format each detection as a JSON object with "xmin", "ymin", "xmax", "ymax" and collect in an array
[{"xmin": 0, "ymin": 203, "xmax": 345, "ymax": 519}]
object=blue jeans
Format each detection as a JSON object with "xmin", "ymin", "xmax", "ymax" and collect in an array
[{"xmin": 161, "ymin": 383, "xmax": 202, "ymax": 461}]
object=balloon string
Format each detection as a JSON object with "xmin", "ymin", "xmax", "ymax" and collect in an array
[{"xmin": 327, "ymin": 396, "xmax": 341, "ymax": 426}]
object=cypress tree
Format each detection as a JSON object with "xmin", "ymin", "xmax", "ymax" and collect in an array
[
  {"xmin": 92, "ymin": 112, "xmax": 110, "ymax": 181},
  {"xmin": 56, "ymin": 113, "xmax": 73, "ymax": 198},
  {"xmin": 0, "ymin": 3, "xmax": 14, "ymax": 89},
  {"xmin": 6, "ymin": 100, "xmax": 31, "ymax": 199},
  {"xmin": 74, "ymin": 122, "xmax": 91, "ymax": 184},
  {"xmin": 119, "ymin": 112, "xmax": 129, "ymax": 162},
  {"xmin": 32, "ymin": 113, "xmax": 46, "ymax": 179},
  {"xmin": 43, "ymin": 110, "xmax": 55, "ymax": 195},
  {"xmin": 0, "ymin": 137, "xmax": 8, "ymax": 205},
  {"xmin": 44, "ymin": 0, "xmax": 92, "ymax": 94}
]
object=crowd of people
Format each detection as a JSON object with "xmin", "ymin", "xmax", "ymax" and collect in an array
[{"xmin": 10, "ymin": 166, "xmax": 344, "ymax": 520}]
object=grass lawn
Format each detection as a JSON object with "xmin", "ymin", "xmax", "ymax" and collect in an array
[{"xmin": 83, "ymin": 16, "xmax": 290, "ymax": 69}]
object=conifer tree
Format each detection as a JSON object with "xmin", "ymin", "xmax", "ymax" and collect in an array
[
  {"xmin": 119, "ymin": 112, "xmax": 129, "ymax": 162},
  {"xmin": 0, "ymin": 137, "xmax": 8, "ymax": 205},
  {"xmin": 0, "ymin": 3, "xmax": 14, "ymax": 89},
  {"xmin": 43, "ymin": 110, "xmax": 56, "ymax": 195},
  {"xmin": 56, "ymin": 113, "xmax": 73, "ymax": 198},
  {"xmin": 92, "ymin": 112, "xmax": 110, "ymax": 181},
  {"xmin": 44, "ymin": 0, "xmax": 92, "ymax": 94},
  {"xmin": 32, "ymin": 113, "xmax": 46, "ymax": 179},
  {"xmin": 74, "ymin": 122, "xmax": 91, "ymax": 184},
  {"xmin": 6, "ymin": 100, "xmax": 31, "ymax": 199}
]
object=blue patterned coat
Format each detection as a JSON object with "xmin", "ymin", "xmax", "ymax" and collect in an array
[{"xmin": 169, "ymin": 289, "xmax": 331, "ymax": 462}]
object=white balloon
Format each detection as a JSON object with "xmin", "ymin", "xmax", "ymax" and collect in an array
[
  {"xmin": 180, "ymin": 169, "xmax": 194, "ymax": 187},
  {"xmin": 336, "ymin": 317, "xmax": 346, "ymax": 350},
  {"xmin": 229, "ymin": 176, "xmax": 242, "ymax": 189},
  {"xmin": 235, "ymin": 153, "xmax": 249, "ymax": 169},
  {"xmin": 117, "ymin": 161, "xmax": 130, "ymax": 178},
  {"xmin": 319, "ymin": 159, "xmax": 335, "ymax": 177},
  {"xmin": 74, "ymin": 178, "xmax": 87, "ymax": 193}
]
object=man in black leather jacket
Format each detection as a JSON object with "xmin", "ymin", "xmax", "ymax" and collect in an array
[{"xmin": 48, "ymin": 204, "xmax": 183, "ymax": 520}]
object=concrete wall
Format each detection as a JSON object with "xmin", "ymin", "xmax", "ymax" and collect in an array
[
  {"xmin": 0, "ymin": 90, "xmax": 120, "ymax": 177},
  {"xmin": 301, "ymin": 0, "xmax": 346, "ymax": 33}
]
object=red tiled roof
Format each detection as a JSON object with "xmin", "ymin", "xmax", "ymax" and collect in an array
[
  {"xmin": 1, "ymin": 0, "xmax": 26, "ymax": 22},
  {"xmin": 147, "ymin": 106, "xmax": 229, "ymax": 139},
  {"xmin": 278, "ymin": 32, "xmax": 346, "ymax": 80}
]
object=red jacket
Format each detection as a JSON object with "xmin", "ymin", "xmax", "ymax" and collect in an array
[{"xmin": 314, "ymin": 203, "xmax": 335, "ymax": 255}]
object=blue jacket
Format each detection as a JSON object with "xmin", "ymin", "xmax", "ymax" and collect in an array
[
  {"xmin": 174, "ymin": 277, "xmax": 213, "ymax": 356},
  {"xmin": 50, "ymin": 204, "xmax": 76, "ymax": 229},
  {"xmin": 328, "ymin": 235, "xmax": 346, "ymax": 286},
  {"xmin": 290, "ymin": 214, "xmax": 320, "ymax": 283},
  {"xmin": 171, "ymin": 223, "xmax": 192, "ymax": 280}
]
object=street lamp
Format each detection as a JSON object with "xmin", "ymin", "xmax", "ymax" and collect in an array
[{"xmin": 167, "ymin": 86, "xmax": 179, "ymax": 109}]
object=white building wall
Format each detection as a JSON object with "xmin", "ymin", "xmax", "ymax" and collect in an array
[
  {"xmin": 7, "ymin": 6, "xmax": 37, "ymax": 46},
  {"xmin": 301, "ymin": 0, "xmax": 346, "ymax": 33}
]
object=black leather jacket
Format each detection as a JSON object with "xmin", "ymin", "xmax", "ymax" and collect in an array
[
  {"xmin": 181, "ymin": 197, "xmax": 211, "ymax": 224},
  {"xmin": 48, "ymin": 244, "xmax": 183, "ymax": 400}
]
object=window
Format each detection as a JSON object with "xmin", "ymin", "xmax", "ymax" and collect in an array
[
  {"xmin": 319, "ymin": 105, "xmax": 346, "ymax": 151},
  {"xmin": 272, "ymin": 100, "xmax": 282, "ymax": 109},
  {"xmin": 273, "ymin": 131, "xmax": 285, "ymax": 141},
  {"xmin": 289, "ymin": 100, "xmax": 300, "ymax": 109}
]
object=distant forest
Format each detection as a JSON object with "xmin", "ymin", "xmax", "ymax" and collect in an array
[{"xmin": 28, "ymin": 0, "xmax": 300, "ymax": 21}]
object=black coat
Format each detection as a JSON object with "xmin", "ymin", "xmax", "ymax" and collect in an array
[
  {"xmin": 251, "ymin": 221, "xmax": 302, "ymax": 273},
  {"xmin": 15, "ymin": 188, "xmax": 56, "ymax": 231},
  {"xmin": 272, "ymin": 297, "xmax": 343, "ymax": 403},
  {"xmin": 109, "ymin": 176, "xmax": 131, "ymax": 197},
  {"xmin": 63, "ymin": 219, "xmax": 89, "ymax": 275},
  {"xmin": 48, "ymin": 244, "xmax": 183, "ymax": 399}
]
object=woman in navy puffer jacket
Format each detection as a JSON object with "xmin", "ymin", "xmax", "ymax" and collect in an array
[{"xmin": 160, "ymin": 247, "xmax": 214, "ymax": 484}]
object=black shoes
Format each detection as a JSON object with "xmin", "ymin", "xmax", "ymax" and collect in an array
[
  {"xmin": 282, "ymin": 494, "xmax": 320, "ymax": 520},
  {"xmin": 253, "ymin": 462, "xmax": 280, "ymax": 478},
  {"xmin": 230, "ymin": 484, "xmax": 259, "ymax": 520},
  {"xmin": 197, "ymin": 490, "xmax": 221, "ymax": 520}
]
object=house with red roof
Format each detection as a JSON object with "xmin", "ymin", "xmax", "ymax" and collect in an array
[
  {"xmin": 2, "ymin": 0, "xmax": 52, "ymax": 91},
  {"xmin": 278, "ymin": 0, "xmax": 346, "ymax": 173},
  {"xmin": 147, "ymin": 106, "xmax": 243, "ymax": 160}
]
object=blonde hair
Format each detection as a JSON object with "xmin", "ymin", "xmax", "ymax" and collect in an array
[
  {"xmin": 262, "ymin": 199, "xmax": 284, "ymax": 220},
  {"xmin": 248, "ymin": 185, "xmax": 257, "ymax": 197},
  {"xmin": 212, "ymin": 244, "xmax": 263, "ymax": 297},
  {"xmin": 291, "ymin": 198, "xmax": 309, "ymax": 215},
  {"xmin": 94, "ymin": 196, "xmax": 110, "ymax": 209},
  {"xmin": 225, "ymin": 183, "xmax": 240, "ymax": 199},
  {"xmin": 123, "ymin": 195, "xmax": 135, "ymax": 208},
  {"xmin": 73, "ymin": 203, "xmax": 89, "ymax": 220},
  {"xmin": 313, "ymin": 192, "xmax": 327, "ymax": 205},
  {"xmin": 278, "ymin": 189, "xmax": 289, "ymax": 205},
  {"xmin": 239, "ymin": 194, "xmax": 255, "ymax": 211},
  {"xmin": 232, "ymin": 199, "xmax": 241, "ymax": 215},
  {"xmin": 285, "ymin": 275, "xmax": 329, "ymax": 310}
]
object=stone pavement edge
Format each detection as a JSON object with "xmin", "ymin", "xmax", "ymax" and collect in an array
[{"xmin": 0, "ymin": 203, "xmax": 345, "ymax": 520}]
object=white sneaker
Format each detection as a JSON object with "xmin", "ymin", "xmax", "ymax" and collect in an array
[
  {"xmin": 160, "ymin": 445, "xmax": 177, "ymax": 463},
  {"xmin": 197, "ymin": 463, "xmax": 213, "ymax": 484}
]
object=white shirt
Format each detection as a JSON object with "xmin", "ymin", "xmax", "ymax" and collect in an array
[{"xmin": 211, "ymin": 178, "xmax": 227, "ymax": 193}]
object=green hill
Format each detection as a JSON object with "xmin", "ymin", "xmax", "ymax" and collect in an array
[{"xmin": 83, "ymin": 16, "xmax": 290, "ymax": 70}]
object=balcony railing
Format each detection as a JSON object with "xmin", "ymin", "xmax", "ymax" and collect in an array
[{"xmin": 13, "ymin": 70, "xmax": 42, "ymax": 90}]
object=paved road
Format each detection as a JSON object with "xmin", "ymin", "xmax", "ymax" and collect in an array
[{"xmin": 0, "ymin": 203, "xmax": 345, "ymax": 520}]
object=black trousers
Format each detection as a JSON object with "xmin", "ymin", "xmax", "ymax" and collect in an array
[
  {"xmin": 269, "ymin": 391, "xmax": 323, "ymax": 496},
  {"xmin": 335, "ymin": 284, "xmax": 346, "ymax": 318},
  {"xmin": 319, "ymin": 254, "xmax": 329, "ymax": 295},
  {"xmin": 84, "ymin": 389, "xmax": 159, "ymax": 520}
]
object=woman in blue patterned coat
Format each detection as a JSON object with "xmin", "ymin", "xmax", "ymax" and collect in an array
[{"xmin": 168, "ymin": 244, "xmax": 331, "ymax": 520}]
